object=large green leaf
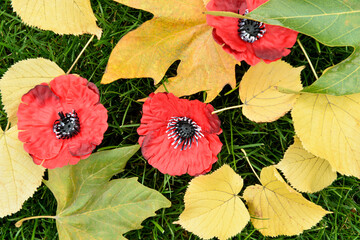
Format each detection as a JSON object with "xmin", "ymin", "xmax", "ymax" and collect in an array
[
  {"xmin": 45, "ymin": 146, "xmax": 171, "ymax": 240},
  {"xmin": 246, "ymin": 0, "xmax": 360, "ymax": 95}
]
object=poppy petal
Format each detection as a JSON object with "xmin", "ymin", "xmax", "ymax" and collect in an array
[
  {"xmin": 245, "ymin": 0, "xmax": 268, "ymax": 11},
  {"xmin": 253, "ymin": 25, "xmax": 298, "ymax": 61},
  {"xmin": 138, "ymin": 93, "xmax": 190, "ymax": 137},
  {"xmin": 17, "ymin": 85, "xmax": 63, "ymax": 159},
  {"xmin": 67, "ymin": 104, "xmax": 108, "ymax": 156},
  {"xmin": 32, "ymin": 145, "xmax": 82, "ymax": 169},
  {"xmin": 210, "ymin": 19, "xmax": 247, "ymax": 53},
  {"xmin": 50, "ymin": 74, "xmax": 100, "ymax": 111},
  {"xmin": 141, "ymin": 130, "xmax": 216, "ymax": 176}
]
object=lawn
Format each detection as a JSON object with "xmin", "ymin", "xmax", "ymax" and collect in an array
[{"xmin": 0, "ymin": 0, "xmax": 360, "ymax": 239}]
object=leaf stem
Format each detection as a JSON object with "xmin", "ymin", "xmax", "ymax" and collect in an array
[
  {"xmin": 15, "ymin": 215, "xmax": 57, "ymax": 227},
  {"xmin": 241, "ymin": 149, "xmax": 261, "ymax": 183},
  {"xmin": 4, "ymin": 120, "xmax": 10, "ymax": 132},
  {"xmin": 66, "ymin": 35, "xmax": 95, "ymax": 74},
  {"xmin": 212, "ymin": 104, "xmax": 243, "ymax": 114},
  {"xmin": 297, "ymin": 38, "xmax": 318, "ymax": 80},
  {"xmin": 276, "ymin": 86, "xmax": 301, "ymax": 94},
  {"xmin": 204, "ymin": 11, "xmax": 252, "ymax": 20}
]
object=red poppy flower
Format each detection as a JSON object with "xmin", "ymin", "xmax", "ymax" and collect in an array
[
  {"xmin": 206, "ymin": 0, "xmax": 298, "ymax": 65},
  {"xmin": 137, "ymin": 92, "xmax": 222, "ymax": 176},
  {"xmin": 17, "ymin": 74, "xmax": 108, "ymax": 169}
]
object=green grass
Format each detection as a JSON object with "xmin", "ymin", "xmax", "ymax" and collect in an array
[{"xmin": 1, "ymin": 0, "xmax": 359, "ymax": 239}]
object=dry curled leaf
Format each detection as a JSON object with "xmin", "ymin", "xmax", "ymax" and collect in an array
[{"xmin": 102, "ymin": 0, "xmax": 238, "ymax": 102}]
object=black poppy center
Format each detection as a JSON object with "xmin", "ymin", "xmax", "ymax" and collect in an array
[
  {"xmin": 53, "ymin": 110, "xmax": 80, "ymax": 139},
  {"xmin": 166, "ymin": 117, "xmax": 204, "ymax": 151},
  {"xmin": 176, "ymin": 121, "xmax": 195, "ymax": 138},
  {"xmin": 238, "ymin": 9, "xmax": 266, "ymax": 43},
  {"xmin": 243, "ymin": 21, "xmax": 261, "ymax": 36}
]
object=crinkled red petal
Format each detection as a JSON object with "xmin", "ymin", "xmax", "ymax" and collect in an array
[
  {"xmin": 141, "ymin": 129, "xmax": 187, "ymax": 176},
  {"xmin": 32, "ymin": 143, "xmax": 80, "ymax": 169},
  {"xmin": 17, "ymin": 85, "xmax": 63, "ymax": 159},
  {"xmin": 213, "ymin": 20, "xmax": 247, "ymax": 53},
  {"xmin": 146, "ymin": 92, "xmax": 189, "ymax": 119},
  {"xmin": 228, "ymin": 43, "xmax": 262, "ymax": 65},
  {"xmin": 50, "ymin": 74, "xmax": 100, "ymax": 111},
  {"xmin": 137, "ymin": 93, "xmax": 189, "ymax": 140},
  {"xmin": 32, "ymin": 141, "xmax": 92, "ymax": 169},
  {"xmin": 207, "ymin": 133, "xmax": 223, "ymax": 157},
  {"xmin": 187, "ymin": 134, "xmax": 223, "ymax": 176},
  {"xmin": 253, "ymin": 25, "xmax": 298, "ymax": 61},
  {"xmin": 188, "ymin": 100, "xmax": 221, "ymax": 134},
  {"xmin": 67, "ymin": 104, "xmax": 108, "ymax": 156},
  {"xmin": 213, "ymin": 28, "xmax": 261, "ymax": 65},
  {"xmin": 207, "ymin": 0, "xmax": 245, "ymax": 12},
  {"xmin": 245, "ymin": 0, "xmax": 268, "ymax": 11},
  {"xmin": 141, "ymin": 129, "xmax": 220, "ymax": 176}
]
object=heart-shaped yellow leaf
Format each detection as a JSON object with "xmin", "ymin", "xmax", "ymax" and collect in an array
[
  {"xmin": 11, "ymin": 0, "xmax": 102, "ymax": 38},
  {"xmin": 239, "ymin": 61, "xmax": 303, "ymax": 122},
  {"xmin": 243, "ymin": 166, "xmax": 330, "ymax": 237},
  {"xmin": 0, "ymin": 126, "xmax": 45, "ymax": 217},
  {"xmin": 277, "ymin": 136, "xmax": 337, "ymax": 193},
  {"xmin": 176, "ymin": 164, "xmax": 250, "ymax": 240},
  {"xmin": 0, "ymin": 58, "xmax": 65, "ymax": 124},
  {"xmin": 292, "ymin": 93, "xmax": 360, "ymax": 178}
]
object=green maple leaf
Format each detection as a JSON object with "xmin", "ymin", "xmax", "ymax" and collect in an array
[
  {"xmin": 44, "ymin": 145, "xmax": 171, "ymax": 240},
  {"xmin": 246, "ymin": 0, "xmax": 360, "ymax": 95}
]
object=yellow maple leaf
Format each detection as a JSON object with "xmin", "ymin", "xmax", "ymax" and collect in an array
[
  {"xmin": 11, "ymin": 0, "xmax": 102, "ymax": 38},
  {"xmin": 239, "ymin": 61, "xmax": 303, "ymax": 122},
  {"xmin": 276, "ymin": 136, "xmax": 337, "ymax": 193},
  {"xmin": 0, "ymin": 58, "xmax": 65, "ymax": 125},
  {"xmin": 0, "ymin": 125, "xmax": 45, "ymax": 218},
  {"xmin": 292, "ymin": 93, "xmax": 360, "ymax": 178},
  {"xmin": 243, "ymin": 166, "xmax": 330, "ymax": 237},
  {"xmin": 101, "ymin": 0, "xmax": 238, "ymax": 102},
  {"xmin": 176, "ymin": 165, "xmax": 250, "ymax": 240}
]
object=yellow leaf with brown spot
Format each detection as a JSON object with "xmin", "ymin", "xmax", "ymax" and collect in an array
[
  {"xmin": 176, "ymin": 165, "xmax": 249, "ymax": 240},
  {"xmin": 0, "ymin": 126, "xmax": 45, "ymax": 217},
  {"xmin": 11, "ymin": 0, "xmax": 102, "ymax": 38},
  {"xmin": 277, "ymin": 136, "xmax": 337, "ymax": 193},
  {"xmin": 239, "ymin": 61, "xmax": 303, "ymax": 122},
  {"xmin": 243, "ymin": 166, "xmax": 330, "ymax": 237},
  {"xmin": 0, "ymin": 58, "xmax": 65, "ymax": 125},
  {"xmin": 102, "ymin": 0, "xmax": 238, "ymax": 102},
  {"xmin": 292, "ymin": 93, "xmax": 360, "ymax": 178}
]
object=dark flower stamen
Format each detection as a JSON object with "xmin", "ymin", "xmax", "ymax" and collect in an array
[
  {"xmin": 238, "ymin": 9, "xmax": 266, "ymax": 43},
  {"xmin": 166, "ymin": 117, "xmax": 204, "ymax": 151},
  {"xmin": 53, "ymin": 110, "xmax": 80, "ymax": 139}
]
